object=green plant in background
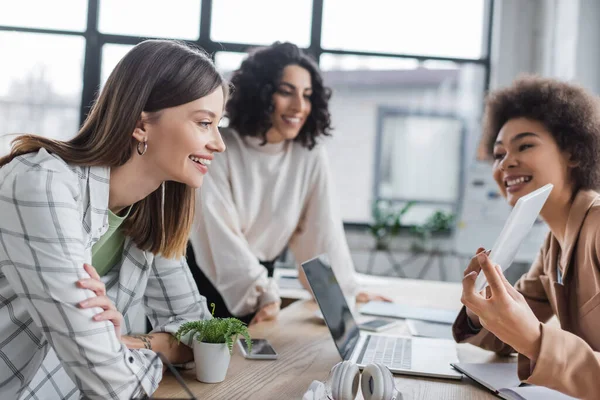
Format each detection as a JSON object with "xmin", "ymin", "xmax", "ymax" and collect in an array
[
  {"xmin": 175, "ymin": 318, "xmax": 252, "ymax": 354},
  {"xmin": 369, "ymin": 200, "xmax": 415, "ymax": 250},
  {"xmin": 410, "ymin": 210, "xmax": 455, "ymax": 252}
]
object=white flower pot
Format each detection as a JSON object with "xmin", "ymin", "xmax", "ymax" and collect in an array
[{"xmin": 193, "ymin": 340, "xmax": 231, "ymax": 383}]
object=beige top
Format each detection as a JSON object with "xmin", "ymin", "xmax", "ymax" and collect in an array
[
  {"xmin": 453, "ymin": 190, "xmax": 600, "ymax": 400},
  {"xmin": 189, "ymin": 128, "xmax": 358, "ymax": 316}
]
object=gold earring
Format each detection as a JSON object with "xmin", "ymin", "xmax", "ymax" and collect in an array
[{"xmin": 137, "ymin": 139, "xmax": 147, "ymax": 156}]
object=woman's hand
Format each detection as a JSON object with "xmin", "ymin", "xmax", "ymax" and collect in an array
[
  {"xmin": 355, "ymin": 291, "xmax": 393, "ymax": 303},
  {"xmin": 461, "ymin": 252, "xmax": 542, "ymax": 360},
  {"xmin": 463, "ymin": 247, "xmax": 487, "ymax": 329},
  {"xmin": 250, "ymin": 302, "xmax": 281, "ymax": 325},
  {"xmin": 77, "ymin": 263, "xmax": 124, "ymax": 342}
]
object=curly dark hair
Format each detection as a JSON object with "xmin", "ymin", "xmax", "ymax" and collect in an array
[
  {"xmin": 226, "ymin": 42, "xmax": 332, "ymax": 150},
  {"xmin": 482, "ymin": 74, "xmax": 600, "ymax": 191}
]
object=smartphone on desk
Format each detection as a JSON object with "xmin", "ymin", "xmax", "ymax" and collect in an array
[
  {"xmin": 358, "ymin": 319, "xmax": 399, "ymax": 332},
  {"xmin": 238, "ymin": 338, "xmax": 278, "ymax": 360}
]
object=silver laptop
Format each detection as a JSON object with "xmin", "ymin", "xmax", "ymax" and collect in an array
[{"xmin": 301, "ymin": 255, "xmax": 462, "ymax": 380}]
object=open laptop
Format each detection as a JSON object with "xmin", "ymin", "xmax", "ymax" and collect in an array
[{"xmin": 301, "ymin": 255, "xmax": 462, "ymax": 380}]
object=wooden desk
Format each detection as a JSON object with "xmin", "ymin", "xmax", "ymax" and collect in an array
[{"xmin": 155, "ymin": 278, "xmax": 514, "ymax": 399}]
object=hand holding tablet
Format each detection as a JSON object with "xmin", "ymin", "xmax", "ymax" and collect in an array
[{"xmin": 474, "ymin": 184, "xmax": 553, "ymax": 291}]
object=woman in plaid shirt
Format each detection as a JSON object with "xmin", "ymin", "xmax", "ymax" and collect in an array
[{"xmin": 0, "ymin": 40, "xmax": 226, "ymax": 399}]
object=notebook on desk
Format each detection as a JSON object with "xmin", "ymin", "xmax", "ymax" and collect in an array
[
  {"xmin": 451, "ymin": 363, "xmax": 576, "ymax": 400},
  {"xmin": 406, "ymin": 319, "xmax": 454, "ymax": 340}
]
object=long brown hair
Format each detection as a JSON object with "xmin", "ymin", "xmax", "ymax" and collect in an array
[{"xmin": 0, "ymin": 40, "xmax": 228, "ymax": 258}]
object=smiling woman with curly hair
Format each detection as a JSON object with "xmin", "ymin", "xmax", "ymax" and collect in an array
[
  {"xmin": 187, "ymin": 42, "xmax": 390, "ymax": 325},
  {"xmin": 226, "ymin": 42, "xmax": 332, "ymax": 149},
  {"xmin": 454, "ymin": 75, "xmax": 600, "ymax": 399}
]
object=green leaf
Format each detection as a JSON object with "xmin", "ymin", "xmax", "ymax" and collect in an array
[{"xmin": 175, "ymin": 318, "xmax": 252, "ymax": 355}]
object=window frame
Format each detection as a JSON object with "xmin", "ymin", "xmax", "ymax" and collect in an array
[
  {"xmin": 374, "ymin": 107, "xmax": 468, "ymax": 220},
  {"xmin": 0, "ymin": 0, "xmax": 495, "ymax": 226}
]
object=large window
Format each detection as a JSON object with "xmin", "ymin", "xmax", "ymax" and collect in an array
[
  {"xmin": 0, "ymin": 31, "xmax": 85, "ymax": 154},
  {"xmin": 214, "ymin": 51, "xmax": 247, "ymax": 76},
  {"xmin": 321, "ymin": 0, "xmax": 486, "ymax": 59},
  {"xmin": 211, "ymin": 0, "xmax": 313, "ymax": 47},
  {"xmin": 0, "ymin": 0, "xmax": 494, "ymax": 227},
  {"xmin": 101, "ymin": 44, "xmax": 134, "ymax": 86},
  {"xmin": 0, "ymin": 0, "xmax": 88, "ymax": 32},
  {"xmin": 98, "ymin": 0, "xmax": 202, "ymax": 39}
]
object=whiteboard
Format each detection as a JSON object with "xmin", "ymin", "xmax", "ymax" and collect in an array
[{"xmin": 454, "ymin": 162, "xmax": 548, "ymax": 263}]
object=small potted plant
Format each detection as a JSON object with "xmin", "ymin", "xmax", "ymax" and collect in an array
[
  {"xmin": 175, "ymin": 317, "xmax": 252, "ymax": 383},
  {"xmin": 410, "ymin": 209, "xmax": 455, "ymax": 253},
  {"xmin": 369, "ymin": 200, "xmax": 414, "ymax": 250}
]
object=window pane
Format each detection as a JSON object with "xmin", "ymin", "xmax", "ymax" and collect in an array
[
  {"xmin": 320, "ymin": 54, "xmax": 419, "ymax": 71},
  {"xmin": 214, "ymin": 51, "xmax": 247, "ymax": 76},
  {"xmin": 101, "ymin": 44, "xmax": 135, "ymax": 87},
  {"xmin": 99, "ymin": 0, "xmax": 201, "ymax": 39},
  {"xmin": 322, "ymin": 0, "xmax": 487, "ymax": 59},
  {"xmin": 397, "ymin": 203, "xmax": 454, "ymax": 226},
  {"xmin": 0, "ymin": 0, "xmax": 88, "ymax": 31},
  {"xmin": 0, "ymin": 32, "xmax": 85, "ymax": 156},
  {"xmin": 211, "ymin": 0, "xmax": 312, "ymax": 47},
  {"xmin": 321, "ymin": 55, "xmax": 485, "ymax": 223},
  {"xmin": 378, "ymin": 114, "xmax": 463, "ymax": 202}
]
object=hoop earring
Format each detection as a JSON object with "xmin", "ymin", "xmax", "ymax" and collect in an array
[{"xmin": 137, "ymin": 139, "xmax": 147, "ymax": 156}]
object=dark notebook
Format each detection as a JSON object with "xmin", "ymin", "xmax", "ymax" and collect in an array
[{"xmin": 451, "ymin": 363, "xmax": 576, "ymax": 400}]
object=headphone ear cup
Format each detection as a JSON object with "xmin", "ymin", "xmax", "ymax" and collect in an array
[
  {"xmin": 330, "ymin": 361, "xmax": 360, "ymax": 400},
  {"xmin": 361, "ymin": 363, "xmax": 395, "ymax": 400}
]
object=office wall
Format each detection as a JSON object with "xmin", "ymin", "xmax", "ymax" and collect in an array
[
  {"xmin": 575, "ymin": 0, "xmax": 600, "ymax": 94},
  {"xmin": 324, "ymin": 85, "xmax": 455, "ymax": 223},
  {"xmin": 323, "ymin": 68, "xmax": 484, "ymax": 223},
  {"xmin": 491, "ymin": 0, "xmax": 600, "ymax": 93}
]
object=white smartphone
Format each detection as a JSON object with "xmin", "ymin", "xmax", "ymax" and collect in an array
[
  {"xmin": 237, "ymin": 338, "xmax": 278, "ymax": 360},
  {"xmin": 358, "ymin": 319, "xmax": 399, "ymax": 332}
]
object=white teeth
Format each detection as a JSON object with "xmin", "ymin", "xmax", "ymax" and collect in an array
[
  {"xmin": 506, "ymin": 176, "xmax": 531, "ymax": 186},
  {"xmin": 283, "ymin": 116, "xmax": 301, "ymax": 123},
  {"xmin": 189, "ymin": 156, "xmax": 211, "ymax": 166}
]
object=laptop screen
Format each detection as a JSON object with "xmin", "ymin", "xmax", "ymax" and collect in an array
[{"xmin": 301, "ymin": 255, "xmax": 359, "ymax": 361}]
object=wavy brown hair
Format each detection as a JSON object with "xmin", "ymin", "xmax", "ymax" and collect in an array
[{"xmin": 0, "ymin": 40, "xmax": 228, "ymax": 258}]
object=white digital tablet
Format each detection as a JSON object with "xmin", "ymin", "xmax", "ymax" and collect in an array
[{"xmin": 474, "ymin": 183, "xmax": 553, "ymax": 291}]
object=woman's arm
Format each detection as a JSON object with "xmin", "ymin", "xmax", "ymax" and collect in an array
[
  {"xmin": 122, "ymin": 333, "xmax": 192, "ymax": 365},
  {"xmin": 0, "ymin": 169, "xmax": 161, "ymax": 399},
  {"xmin": 286, "ymin": 148, "xmax": 391, "ymax": 302},
  {"xmin": 79, "ymin": 287, "xmax": 192, "ymax": 364},
  {"xmin": 144, "ymin": 255, "xmax": 212, "ymax": 358},
  {"xmin": 453, "ymin": 241, "xmax": 555, "ymax": 355},
  {"xmin": 517, "ymin": 323, "xmax": 600, "ymax": 400},
  {"xmin": 288, "ymin": 147, "xmax": 359, "ymax": 298},
  {"xmin": 78, "ymin": 261, "xmax": 197, "ymax": 365},
  {"xmin": 462, "ymin": 251, "xmax": 600, "ymax": 400},
  {"xmin": 189, "ymin": 155, "xmax": 279, "ymax": 317}
]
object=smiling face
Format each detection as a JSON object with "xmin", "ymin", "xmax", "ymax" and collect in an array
[
  {"xmin": 134, "ymin": 87, "xmax": 226, "ymax": 188},
  {"xmin": 265, "ymin": 64, "xmax": 313, "ymax": 143},
  {"xmin": 492, "ymin": 117, "xmax": 575, "ymax": 207}
]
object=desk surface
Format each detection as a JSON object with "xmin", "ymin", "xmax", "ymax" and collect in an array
[{"xmin": 155, "ymin": 278, "xmax": 513, "ymax": 400}]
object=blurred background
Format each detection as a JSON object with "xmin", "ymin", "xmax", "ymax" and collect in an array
[{"xmin": 1, "ymin": 0, "xmax": 597, "ymax": 283}]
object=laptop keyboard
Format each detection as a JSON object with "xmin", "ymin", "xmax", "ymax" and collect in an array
[{"xmin": 358, "ymin": 335, "xmax": 412, "ymax": 370}]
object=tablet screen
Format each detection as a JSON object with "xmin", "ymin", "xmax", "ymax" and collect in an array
[{"xmin": 474, "ymin": 184, "xmax": 553, "ymax": 291}]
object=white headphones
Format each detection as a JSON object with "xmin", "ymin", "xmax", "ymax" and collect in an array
[{"xmin": 302, "ymin": 360, "xmax": 402, "ymax": 400}]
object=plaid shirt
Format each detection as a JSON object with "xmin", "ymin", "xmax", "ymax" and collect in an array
[{"xmin": 0, "ymin": 149, "xmax": 210, "ymax": 399}]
